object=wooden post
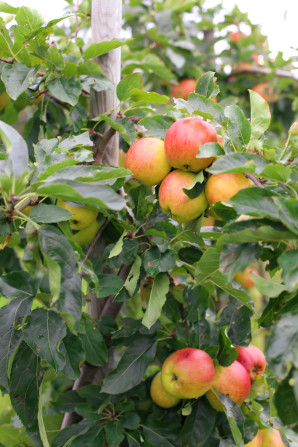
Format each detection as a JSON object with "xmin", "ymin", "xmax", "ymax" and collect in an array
[{"xmin": 90, "ymin": 0, "xmax": 122, "ymax": 167}]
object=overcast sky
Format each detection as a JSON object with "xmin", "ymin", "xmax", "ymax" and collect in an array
[{"xmin": 3, "ymin": 0, "xmax": 298, "ymax": 60}]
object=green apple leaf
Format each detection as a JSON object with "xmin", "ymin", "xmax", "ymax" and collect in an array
[
  {"xmin": 51, "ymin": 420, "xmax": 93, "ymax": 447},
  {"xmin": 80, "ymin": 316, "xmax": 108, "ymax": 367},
  {"xmin": 219, "ymin": 242, "xmax": 260, "ymax": 281},
  {"xmin": 220, "ymin": 395, "xmax": 244, "ymax": 447},
  {"xmin": 209, "ymin": 271, "xmax": 253, "ymax": 309},
  {"xmin": 15, "ymin": 6, "xmax": 44, "ymax": 29},
  {"xmin": 23, "ymin": 308, "xmax": 67, "ymax": 373},
  {"xmin": 0, "ymin": 120, "xmax": 28, "ymax": 178},
  {"xmin": 278, "ymin": 250, "xmax": 298, "ymax": 291},
  {"xmin": 196, "ymin": 142, "xmax": 225, "ymax": 158},
  {"xmin": 30, "ymin": 204, "xmax": 71, "ymax": 223},
  {"xmin": 129, "ymin": 89, "xmax": 169, "ymax": 106},
  {"xmin": 219, "ymin": 298, "xmax": 253, "ymax": 346},
  {"xmin": 142, "ymin": 419, "xmax": 182, "ymax": 447},
  {"xmin": 217, "ymin": 326, "xmax": 239, "ymax": 366},
  {"xmin": 101, "ymin": 337, "xmax": 157, "ymax": 394},
  {"xmin": 38, "ymin": 226, "xmax": 82, "ymax": 322},
  {"xmin": 0, "ymin": 296, "xmax": 33, "ymax": 389},
  {"xmin": 142, "ymin": 272, "xmax": 170, "ymax": 329},
  {"xmin": 266, "ymin": 313, "xmax": 298, "ymax": 380},
  {"xmin": 228, "ymin": 188, "xmax": 280, "ymax": 220},
  {"xmin": 123, "ymin": 256, "xmax": 142, "ymax": 297},
  {"xmin": 207, "ymin": 153, "xmax": 267, "ymax": 175},
  {"xmin": 139, "ymin": 115, "xmax": 175, "ymax": 138},
  {"xmin": 98, "ymin": 273, "xmax": 124, "ymax": 298},
  {"xmin": 195, "ymin": 71, "xmax": 219, "ymax": 98},
  {"xmin": 252, "ymin": 274, "xmax": 287, "ymax": 298},
  {"xmin": 48, "ymin": 77, "xmax": 81, "ymax": 106},
  {"xmin": 143, "ymin": 247, "xmax": 176, "ymax": 277},
  {"xmin": 1, "ymin": 63, "xmax": 39, "ymax": 100},
  {"xmin": 249, "ymin": 89, "xmax": 271, "ymax": 140},
  {"xmin": 259, "ymin": 164, "xmax": 291, "ymax": 183},
  {"xmin": 274, "ymin": 372, "xmax": 298, "ymax": 427},
  {"xmin": 0, "ymin": 270, "xmax": 36, "ymax": 299},
  {"xmin": 10, "ymin": 342, "xmax": 43, "ymax": 447},
  {"xmin": 180, "ymin": 93, "xmax": 224, "ymax": 122},
  {"xmin": 181, "ymin": 398, "xmax": 217, "ymax": 446},
  {"xmin": 273, "ymin": 197, "xmax": 298, "ymax": 235},
  {"xmin": 36, "ymin": 180, "xmax": 125, "ymax": 211},
  {"xmin": 224, "ymin": 105, "xmax": 251, "ymax": 146},
  {"xmin": 61, "ymin": 329, "xmax": 84, "ymax": 380},
  {"xmin": 83, "ymin": 39, "xmax": 131, "ymax": 60},
  {"xmin": 117, "ymin": 73, "xmax": 143, "ymax": 101}
]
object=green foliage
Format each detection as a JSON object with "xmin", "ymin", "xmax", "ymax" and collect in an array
[{"xmin": 0, "ymin": 0, "xmax": 296, "ymax": 446}]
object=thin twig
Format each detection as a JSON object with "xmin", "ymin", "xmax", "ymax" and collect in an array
[
  {"xmin": 80, "ymin": 218, "xmax": 111, "ymax": 278},
  {"xmin": 244, "ymin": 173, "xmax": 265, "ymax": 188},
  {"xmin": 0, "ymin": 57, "xmax": 15, "ymax": 64}
]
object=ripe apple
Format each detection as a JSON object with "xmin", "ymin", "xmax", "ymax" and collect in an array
[
  {"xmin": 260, "ymin": 428, "xmax": 286, "ymax": 447},
  {"xmin": 230, "ymin": 31, "xmax": 247, "ymax": 43},
  {"xmin": 150, "ymin": 372, "xmax": 181, "ymax": 408},
  {"xmin": 202, "ymin": 214, "xmax": 215, "ymax": 226},
  {"xmin": 164, "ymin": 117, "xmax": 217, "ymax": 172},
  {"xmin": 236, "ymin": 345, "xmax": 266, "ymax": 382},
  {"xmin": 159, "ymin": 170, "xmax": 208, "ymax": 223},
  {"xmin": 170, "ymin": 79, "xmax": 196, "ymax": 100},
  {"xmin": 233, "ymin": 266, "xmax": 260, "ymax": 289},
  {"xmin": 244, "ymin": 430, "xmax": 263, "ymax": 447},
  {"xmin": 205, "ymin": 173, "xmax": 253, "ymax": 205},
  {"xmin": 161, "ymin": 347, "xmax": 215, "ymax": 399},
  {"xmin": 206, "ymin": 360, "xmax": 251, "ymax": 410},
  {"xmin": 56, "ymin": 199, "xmax": 98, "ymax": 231},
  {"xmin": 217, "ymin": 134, "xmax": 224, "ymax": 146},
  {"xmin": 125, "ymin": 137, "xmax": 171, "ymax": 186},
  {"xmin": 252, "ymin": 82, "xmax": 276, "ymax": 103},
  {"xmin": 72, "ymin": 216, "xmax": 105, "ymax": 246}
]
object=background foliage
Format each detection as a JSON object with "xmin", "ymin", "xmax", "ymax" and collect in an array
[{"xmin": 0, "ymin": 0, "xmax": 297, "ymax": 446}]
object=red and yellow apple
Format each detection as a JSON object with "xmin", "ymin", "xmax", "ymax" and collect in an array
[
  {"xmin": 171, "ymin": 79, "xmax": 196, "ymax": 100},
  {"xmin": 164, "ymin": 117, "xmax": 217, "ymax": 172},
  {"xmin": 56, "ymin": 199, "xmax": 98, "ymax": 231},
  {"xmin": 150, "ymin": 372, "xmax": 181, "ymax": 408},
  {"xmin": 161, "ymin": 348, "xmax": 215, "ymax": 399},
  {"xmin": 159, "ymin": 170, "xmax": 208, "ymax": 223},
  {"xmin": 236, "ymin": 345, "xmax": 266, "ymax": 382},
  {"xmin": 206, "ymin": 360, "xmax": 251, "ymax": 410},
  {"xmin": 202, "ymin": 214, "xmax": 215, "ymax": 226},
  {"xmin": 125, "ymin": 137, "xmax": 171, "ymax": 186},
  {"xmin": 245, "ymin": 429, "xmax": 286, "ymax": 447},
  {"xmin": 233, "ymin": 266, "xmax": 260, "ymax": 289},
  {"xmin": 205, "ymin": 173, "xmax": 253, "ymax": 205}
]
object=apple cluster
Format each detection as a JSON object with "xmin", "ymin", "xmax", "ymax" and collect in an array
[
  {"xmin": 125, "ymin": 117, "xmax": 252, "ymax": 223},
  {"xmin": 150, "ymin": 344, "xmax": 266, "ymax": 412},
  {"xmin": 57, "ymin": 199, "xmax": 104, "ymax": 246}
]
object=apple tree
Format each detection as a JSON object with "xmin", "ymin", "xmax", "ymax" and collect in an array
[{"xmin": 0, "ymin": 0, "xmax": 297, "ymax": 446}]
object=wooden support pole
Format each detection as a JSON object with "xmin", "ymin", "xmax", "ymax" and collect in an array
[{"xmin": 90, "ymin": 0, "xmax": 122, "ymax": 166}]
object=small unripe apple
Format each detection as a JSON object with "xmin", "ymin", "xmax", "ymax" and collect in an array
[
  {"xmin": 171, "ymin": 79, "xmax": 196, "ymax": 100},
  {"xmin": 206, "ymin": 360, "xmax": 251, "ymax": 410},
  {"xmin": 236, "ymin": 345, "xmax": 266, "ymax": 382},
  {"xmin": 161, "ymin": 347, "xmax": 215, "ymax": 399},
  {"xmin": 150, "ymin": 372, "xmax": 181, "ymax": 408},
  {"xmin": 159, "ymin": 170, "xmax": 208, "ymax": 223},
  {"xmin": 233, "ymin": 266, "xmax": 260, "ymax": 289},
  {"xmin": 205, "ymin": 173, "xmax": 253, "ymax": 205},
  {"xmin": 118, "ymin": 148, "xmax": 126, "ymax": 168},
  {"xmin": 125, "ymin": 137, "xmax": 171, "ymax": 186},
  {"xmin": 164, "ymin": 117, "xmax": 217, "ymax": 172},
  {"xmin": 56, "ymin": 199, "xmax": 98, "ymax": 231},
  {"xmin": 72, "ymin": 217, "xmax": 104, "ymax": 246}
]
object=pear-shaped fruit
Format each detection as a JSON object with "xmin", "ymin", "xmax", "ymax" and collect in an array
[{"xmin": 57, "ymin": 199, "xmax": 98, "ymax": 231}]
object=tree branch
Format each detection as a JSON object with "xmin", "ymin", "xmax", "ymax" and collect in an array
[
  {"xmin": 0, "ymin": 57, "xmax": 15, "ymax": 64},
  {"xmin": 229, "ymin": 66, "xmax": 298, "ymax": 82},
  {"xmin": 244, "ymin": 173, "xmax": 265, "ymax": 188},
  {"xmin": 90, "ymin": 127, "xmax": 116, "ymax": 164}
]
